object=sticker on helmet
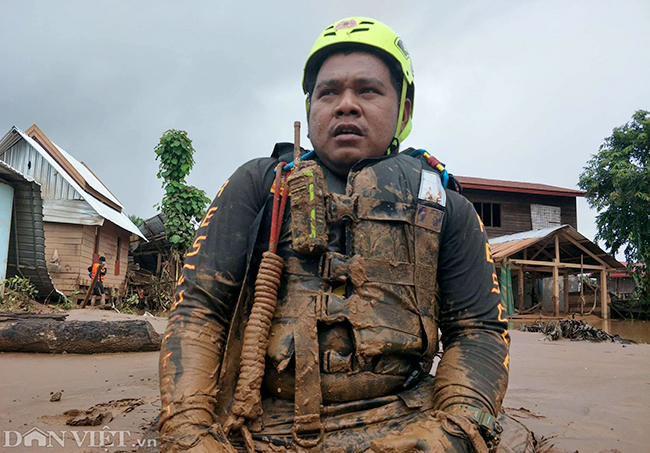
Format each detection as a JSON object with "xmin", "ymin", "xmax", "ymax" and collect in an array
[
  {"xmin": 335, "ymin": 19, "xmax": 357, "ymax": 30},
  {"xmin": 394, "ymin": 37, "xmax": 410, "ymax": 60}
]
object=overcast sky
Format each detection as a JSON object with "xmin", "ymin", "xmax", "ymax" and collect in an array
[{"xmin": 2, "ymin": 0, "xmax": 649, "ymax": 255}]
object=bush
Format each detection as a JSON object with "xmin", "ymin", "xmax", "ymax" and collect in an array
[{"xmin": 2, "ymin": 276, "xmax": 38, "ymax": 310}]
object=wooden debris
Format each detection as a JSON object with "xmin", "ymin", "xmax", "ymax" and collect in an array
[
  {"xmin": 0, "ymin": 319, "xmax": 161, "ymax": 353},
  {"xmin": 0, "ymin": 312, "xmax": 68, "ymax": 322},
  {"xmin": 520, "ymin": 319, "xmax": 636, "ymax": 344}
]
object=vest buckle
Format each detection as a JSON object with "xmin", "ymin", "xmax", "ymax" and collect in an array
[{"xmin": 326, "ymin": 193, "xmax": 359, "ymax": 222}]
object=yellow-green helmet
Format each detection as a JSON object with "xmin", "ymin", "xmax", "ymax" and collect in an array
[{"xmin": 303, "ymin": 17, "xmax": 415, "ymax": 143}]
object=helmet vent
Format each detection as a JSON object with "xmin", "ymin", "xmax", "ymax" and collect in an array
[
  {"xmin": 325, "ymin": 25, "xmax": 334, "ymax": 30},
  {"xmin": 323, "ymin": 32, "xmax": 336, "ymax": 37},
  {"xmin": 349, "ymin": 28, "xmax": 370, "ymax": 33},
  {"xmin": 359, "ymin": 21, "xmax": 374, "ymax": 25}
]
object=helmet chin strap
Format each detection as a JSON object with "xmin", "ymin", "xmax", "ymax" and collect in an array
[{"xmin": 386, "ymin": 78, "xmax": 409, "ymax": 156}]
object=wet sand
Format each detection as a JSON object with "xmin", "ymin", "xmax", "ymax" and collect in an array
[{"xmin": 0, "ymin": 310, "xmax": 648, "ymax": 452}]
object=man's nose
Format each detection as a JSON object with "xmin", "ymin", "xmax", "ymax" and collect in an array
[{"xmin": 336, "ymin": 90, "xmax": 360, "ymax": 117}]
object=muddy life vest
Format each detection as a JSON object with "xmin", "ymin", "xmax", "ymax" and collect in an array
[{"xmin": 263, "ymin": 151, "xmax": 447, "ymax": 404}]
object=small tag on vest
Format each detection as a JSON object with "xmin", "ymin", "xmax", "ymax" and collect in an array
[
  {"xmin": 415, "ymin": 204, "xmax": 444, "ymax": 233},
  {"xmin": 418, "ymin": 170, "xmax": 446, "ymax": 206}
]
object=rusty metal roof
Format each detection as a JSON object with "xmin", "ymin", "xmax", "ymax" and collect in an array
[
  {"xmin": 489, "ymin": 225, "xmax": 623, "ymax": 269},
  {"xmin": 457, "ymin": 176, "xmax": 585, "ymax": 197}
]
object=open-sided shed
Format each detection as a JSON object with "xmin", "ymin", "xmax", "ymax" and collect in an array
[{"xmin": 489, "ymin": 225, "xmax": 624, "ymax": 318}]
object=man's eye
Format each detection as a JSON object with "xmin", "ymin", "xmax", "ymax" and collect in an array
[
  {"xmin": 319, "ymin": 89, "xmax": 336, "ymax": 97},
  {"xmin": 360, "ymin": 87, "xmax": 379, "ymax": 94}
]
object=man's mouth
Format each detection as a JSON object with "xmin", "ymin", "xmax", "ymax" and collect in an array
[{"xmin": 333, "ymin": 124, "xmax": 363, "ymax": 137}]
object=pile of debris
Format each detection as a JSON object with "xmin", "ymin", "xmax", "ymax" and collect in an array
[{"xmin": 520, "ymin": 319, "xmax": 636, "ymax": 344}]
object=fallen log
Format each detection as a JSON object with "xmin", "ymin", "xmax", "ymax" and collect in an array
[
  {"xmin": 0, "ymin": 312, "xmax": 68, "ymax": 322},
  {"xmin": 0, "ymin": 319, "xmax": 161, "ymax": 353}
]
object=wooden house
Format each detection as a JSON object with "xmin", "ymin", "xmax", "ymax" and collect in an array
[
  {"xmin": 457, "ymin": 176, "xmax": 584, "ymax": 238},
  {"xmin": 0, "ymin": 125, "xmax": 144, "ymax": 299},
  {"xmin": 608, "ymin": 263, "xmax": 641, "ymax": 300},
  {"xmin": 454, "ymin": 176, "xmax": 627, "ymax": 319}
]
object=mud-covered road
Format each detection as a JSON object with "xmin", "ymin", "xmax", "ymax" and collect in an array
[{"xmin": 0, "ymin": 310, "xmax": 648, "ymax": 452}]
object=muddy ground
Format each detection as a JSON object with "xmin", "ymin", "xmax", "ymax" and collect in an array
[{"xmin": 0, "ymin": 310, "xmax": 648, "ymax": 453}]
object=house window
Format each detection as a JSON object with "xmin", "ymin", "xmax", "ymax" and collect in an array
[{"xmin": 473, "ymin": 202, "xmax": 501, "ymax": 227}]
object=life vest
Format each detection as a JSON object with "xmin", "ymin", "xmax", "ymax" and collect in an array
[
  {"xmin": 90, "ymin": 263, "xmax": 105, "ymax": 282},
  {"xmin": 263, "ymin": 151, "xmax": 447, "ymax": 404}
]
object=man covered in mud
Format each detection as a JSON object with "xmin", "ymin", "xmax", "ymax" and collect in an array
[{"xmin": 159, "ymin": 17, "xmax": 510, "ymax": 453}]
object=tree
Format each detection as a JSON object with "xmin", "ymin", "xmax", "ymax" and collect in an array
[
  {"xmin": 578, "ymin": 110, "xmax": 650, "ymax": 302},
  {"xmin": 128, "ymin": 214, "xmax": 144, "ymax": 228},
  {"xmin": 154, "ymin": 129, "xmax": 210, "ymax": 254}
]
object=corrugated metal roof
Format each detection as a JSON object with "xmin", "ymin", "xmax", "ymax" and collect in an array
[
  {"xmin": 43, "ymin": 199, "xmax": 104, "ymax": 225},
  {"xmin": 0, "ymin": 137, "xmax": 82, "ymax": 201},
  {"xmin": 457, "ymin": 176, "xmax": 585, "ymax": 197},
  {"xmin": 139, "ymin": 213, "xmax": 166, "ymax": 240},
  {"xmin": 489, "ymin": 225, "xmax": 623, "ymax": 269},
  {"xmin": 0, "ymin": 160, "xmax": 63, "ymax": 299},
  {"xmin": 0, "ymin": 127, "xmax": 145, "ymax": 239},
  {"xmin": 54, "ymin": 143, "xmax": 123, "ymax": 209},
  {"xmin": 490, "ymin": 225, "xmax": 567, "ymax": 245}
]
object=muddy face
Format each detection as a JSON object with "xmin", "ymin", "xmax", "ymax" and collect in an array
[{"xmin": 308, "ymin": 52, "xmax": 411, "ymax": 176}]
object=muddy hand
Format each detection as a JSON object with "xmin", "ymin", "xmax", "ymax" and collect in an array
[{"xmin": 367, "ymin": 417, "xmax": 471, "ymax": 453}]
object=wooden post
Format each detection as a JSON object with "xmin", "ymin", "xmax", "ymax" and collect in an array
[
  {"xmin": 81, "ymin": 262, "xmax": 104, "ymax": 308},
  {"xmin": 563, "ymin": 271, "xmax": 569, "ymax": 314},
  {"xmin": 580, "ymin": 255, "xmax": 585, "ymax": 315},
  {"xmin": 518, "ymin": 269, "xmax": 524, "ymax": 311},
  {"xmin": 553, "ymin": 234, "xmax": 560, "ymax": 317},
  {"xmin": 601, "ymin": 268, "xmax": 609, "ymax": 320}
]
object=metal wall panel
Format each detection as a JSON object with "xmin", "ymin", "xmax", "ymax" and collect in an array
[{"xmin": 1, "ymin": 140, "xmax": 82, "ymax": 201}]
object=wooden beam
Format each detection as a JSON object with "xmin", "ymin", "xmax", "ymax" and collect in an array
[
  {"xmin": 601, "ymin": 269, "xmax": 609, "ymax": 320},
  {"xmin": 553, "ymin": 234, "xmax": 560, "ymax": 316},
  {"xmin": 561, "ymin": 232, "xmax": 610, "ymax": 268},
  {"xmin": 563, "ymin": 271, "xmax": 569, "ymax": 313},
  {"xmin": 529, "ymin": 236, "xmax": 554, "ymax": 261},
  {"xmin": 518, "ymin": 268, "xmax": 524, "ymax": 311},
  {"xmin": 509, "ymin": 259, "xmax": 607, "ymax": 271}
]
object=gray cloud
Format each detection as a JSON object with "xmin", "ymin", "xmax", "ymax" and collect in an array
[{"xmin": 1, "ymin": 0, "xmax": 649, "ymax": 257}]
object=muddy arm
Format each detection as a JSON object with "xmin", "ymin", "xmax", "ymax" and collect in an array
[
  {"xmin": 158, "ymin": 158, "xmax": 277, "ymax": 451},
  {"xmin": 432, "ymin": 191, "xmax": 510, "ymax": 417}
]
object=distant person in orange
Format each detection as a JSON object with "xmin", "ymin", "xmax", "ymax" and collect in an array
[{"xmin": 88, "ymin": 256, "xmax": 107, "ymax": 307}]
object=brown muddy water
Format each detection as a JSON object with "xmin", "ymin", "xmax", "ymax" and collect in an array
[
  {"xmin": 509, "ymin": 318, "xmax": 650, "ymax": 344},
  {"xmin": 589, "ymin": 319, "xmax": 650, "ymax": 344}
]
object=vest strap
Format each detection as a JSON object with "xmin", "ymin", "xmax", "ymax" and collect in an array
[
  {"xmin": 327, "ymin": 194, "xmax": 444, "ymax": 234},
  {"xmin": 292, "ymin": 298, "xmax": 324, "ymax": 446},
  {"xmin": 327, "ymin": 194, "xmax": 416, "ymax": 224},
  {"xmin": 285, "ymin": 252, "xmax": 415, "ymax": 286}
]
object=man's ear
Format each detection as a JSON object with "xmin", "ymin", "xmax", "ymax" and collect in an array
[{"xmin": 400, "ymin": 98, "xmax": 412, "ymax": 133}]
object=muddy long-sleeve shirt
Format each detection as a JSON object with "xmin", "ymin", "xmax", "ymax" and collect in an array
[{"xmin": 159, "ymin": 153, "xmax": 510, "ymax": 441}]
